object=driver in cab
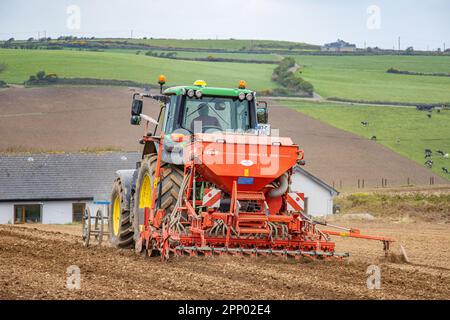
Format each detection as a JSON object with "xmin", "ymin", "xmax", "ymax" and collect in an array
[{"xmin": 190, "ymin": 103, "xmax": 222, "ymax": 132}]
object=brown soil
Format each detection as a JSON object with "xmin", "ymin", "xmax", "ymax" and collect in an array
[
  {"xmin": 0, "ymin": 86, "xmax": 446, "ymax": 189},
  {"xmin": 1, "ymin": 221, "xmax": 449, "ymax": 300}
]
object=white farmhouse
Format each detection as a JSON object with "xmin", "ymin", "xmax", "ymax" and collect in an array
[
  {"xmin": 0, "ymin": 152, "xmax": 140, "ymax": 224},
  {"xmin": 291, "ymin": 166, "xmax": 339, "ymax": 217}
]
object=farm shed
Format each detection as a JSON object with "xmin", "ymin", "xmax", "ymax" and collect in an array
[
  {"xmin": 291, "ymin": 166, "xmax": 339, "ymax": 217},
  {"xmin": 0, "ymin": 152, "xmax": 140, "ymax": 224}
]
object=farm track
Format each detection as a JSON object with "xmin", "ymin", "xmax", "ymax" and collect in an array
[
  {"xmin": 0, "ymin": 86, "xmax": 446, "ymax": 189},
  {"xmin": 0, "ymin": 223, "xmax": 449, "ymax": 300}
]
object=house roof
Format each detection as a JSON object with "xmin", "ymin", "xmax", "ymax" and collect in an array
[
  {"xmin": 293, "ymin": 166, "xmax": 339, "ymax": 196},
  {"xmin": 0, "ymin": 152, "xmax": 140, "ymax": 202}
]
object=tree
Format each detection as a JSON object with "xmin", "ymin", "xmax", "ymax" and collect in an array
[{"xmin": 36, "ymin": 71, "xmax": 46, "ymax": 80}]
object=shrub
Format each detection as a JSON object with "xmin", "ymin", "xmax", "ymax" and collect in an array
[
  {"xmin": 25, "ymin": 71, "xmax": 58, "ymax": 85},
  {"xmin": 36, "ymin": 70, "xmax": 46, "ymax": 80},
  {"xmin": 271, "ymin": 57, "xmax": 313, "ymax": 96}
]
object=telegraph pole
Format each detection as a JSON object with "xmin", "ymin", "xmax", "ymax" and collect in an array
[
  {"xmin": 130, "ymin": 30, "xmax": 133, "ymax": 39},
  {"xmin": 398, "ymin": 36, "xmax": 401, "ymax": 52}
]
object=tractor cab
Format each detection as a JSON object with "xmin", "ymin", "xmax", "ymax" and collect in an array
[{"xmin": 130, "ymin": 78, "xmax": 270, "ymax": 164}]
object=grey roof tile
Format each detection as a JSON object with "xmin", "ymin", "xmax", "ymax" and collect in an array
[{"xmin": 0, "ymin": 152, "xmax": 140, "ymax": 201}]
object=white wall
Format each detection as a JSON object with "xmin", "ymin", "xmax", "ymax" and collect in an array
[
  {"xmin": 0, "ymin": 203, "xmax": 14, "ymax": 224},
  {"xmin": 290, "ymin": 173, "xmax": 333, "ymax": 217},
  {"xmin": 0, "ymin": 200, "xmax": 104, "ymax": 224},
  {"xmin": 42, "ymin": 201, "xmax": 73, "ymax": 224}
]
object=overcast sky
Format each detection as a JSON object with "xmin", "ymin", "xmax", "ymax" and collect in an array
[{"xmin": 0, "ymin": 0, "xmax": 449, "ymax": 50}]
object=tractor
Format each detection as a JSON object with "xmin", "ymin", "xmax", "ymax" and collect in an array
[{"xmin": 109, "ymin": 77, "xmax": 393, "ymax": 259}]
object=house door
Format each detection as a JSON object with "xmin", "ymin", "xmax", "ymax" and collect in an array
[
  {"xmin": 72, "ymin": 203, "xmax": 86, "ymax": 222},
  {"xmin": 14, "ymin": 204, "xmax": 42, "ymax": 224}
]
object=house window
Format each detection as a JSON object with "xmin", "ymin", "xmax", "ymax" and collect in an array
[
  {"xmin": 14, "ymin": 204, "xmax": 42, "ymax": 224},
  {"xmin": 72, "ymin": 203, "xmax": 86, "ymax": 222}
]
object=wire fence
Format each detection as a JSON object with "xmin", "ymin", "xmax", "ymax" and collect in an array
[{"xmin": 331, "ymin": 176, "xmax": 441, "ymax": 191}]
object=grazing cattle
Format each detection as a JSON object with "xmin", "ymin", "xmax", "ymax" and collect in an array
[
  {"xmin": 424, "ymin": 149, "xmax": 433, "ymax": 158},
  {"xmin": 427, "ymin": 114, "xmax": 432, "ymax": 119},
  {"xmin": 436, "ymin": 150, "xmax": 445, "ymax": 156},
  {"xmin": 425, "ymin": 159, "xmax": 433, "ymax": 168},
  {"xmin": 361, "ymin": 121, "xmax": 369, "ymax": 127},
  {"xmin": 370, "ymin": 136, "xmax": 377, "ymax": 141},
  {"xmin": 443, "ymin": 167, "xmax": 449, "ymax": 174}
]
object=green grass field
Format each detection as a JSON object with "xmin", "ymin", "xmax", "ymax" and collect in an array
[
  {"xmin": 290, "ymin": 55, "xmax": 450, "ymax": 104},
  {"xmin": 55, "ymin": 47, "xmax": 281, "ymax": 62},
  {"xmin": 144, "ymin": 50, "xmax": 281, "ymax": 62},
  {"xmin": 2, "ymin": 42, "xmax": 450, "ymax": 105},
  {"xmin": 0, "ymin": 49, "xmax": 277, "ymax": 89},
  {"xmin": 282, "ymin": 100, "xmax": 450, "ymax": 180},
  {"xmin": 116, "ymin": 38, "xmax": 319, "ymax": 51}
]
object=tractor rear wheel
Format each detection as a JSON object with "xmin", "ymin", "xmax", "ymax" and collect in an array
[
  {"xmin": 109, "ymin": 178, "xmax": 134, "ymax": 248},
  {"xmin": 132, "ymin": 154, "xmax": 183, "ymax": 240}
]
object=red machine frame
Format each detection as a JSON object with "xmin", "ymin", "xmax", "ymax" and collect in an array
[{"xmin": 137, "ymin": 132, "xmax": 394, "ymax": 261}]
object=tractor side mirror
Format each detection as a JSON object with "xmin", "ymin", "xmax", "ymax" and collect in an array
[
  {"xmin": 130, "ymin": 99, "xmax": 143, "ymax": 125},
  {"xmin": 131, "ymin": 99, "xmax": 143, "ymax": 116},
  {"xmin": 257, "ymin": 101, "xmax": 268, "ymax": 124}
]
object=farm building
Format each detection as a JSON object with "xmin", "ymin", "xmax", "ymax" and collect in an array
[
  {"xmin": 291, "ymin": 166, "xmax": 339, "ymax": 216},
  {"xmin": 0, "ymin": 152, "xmax": 140, "ymax": 224},
  {"xmin": 321, "ymin": 39, "xmax": 356, "ymax": 52},
  {"xmin": 0, "ymin": 152, "xmax": 338, "ymax": 224}
]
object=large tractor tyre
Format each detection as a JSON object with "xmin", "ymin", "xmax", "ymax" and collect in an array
[
  {"xmin": 109, "ymin": 178, "xmax": 134, "ymax": 248},
  {"xmin": 132, "ymin": 154, "xmax": 183, "ymax": 240}
]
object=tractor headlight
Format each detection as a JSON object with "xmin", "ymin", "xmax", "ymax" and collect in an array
[
  {"xmin": 195, "ymin": 90, "xmax": 203, "ymax": 99},
  {"xmin": 187, "ymin": 89, "xmax": 195, "ymax": 98},
  {"xmin": 238, "ymin": 92, "xmax": 246, "ymax": 101},
  {"xmin": 246, "ymin": 93, "xmax": 253, "ymax": 101}
]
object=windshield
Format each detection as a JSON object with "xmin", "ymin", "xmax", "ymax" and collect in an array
[{"xmin": 181, "ymin": 96, "xmax": 251, "ymax": 133}]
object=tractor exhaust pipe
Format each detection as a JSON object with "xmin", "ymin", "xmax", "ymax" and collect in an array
[{"xmin": 267, "ymin": 173, "xmax": 289, "ymax": 198}]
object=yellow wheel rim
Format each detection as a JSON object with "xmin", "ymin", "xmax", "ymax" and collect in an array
[
  {"xmin": 139, "ymin": 174, "xmax": 152, "ymax": 208},
  {"xmin": 113, "ymin": 196, "xmax": 120, "ymax": 236}
]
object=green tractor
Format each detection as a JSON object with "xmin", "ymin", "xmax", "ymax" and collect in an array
[{"xmin": 109, "ymin": 78, "xmax": 269, "ymax": 248}]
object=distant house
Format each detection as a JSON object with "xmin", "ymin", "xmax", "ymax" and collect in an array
[
  {"xmin": 321, "ymin": 39, "xmax": 356, "ymax": 52},
  {"xmin": 0, "ymin": 152, "xmax": 139, "ymax": 224}
]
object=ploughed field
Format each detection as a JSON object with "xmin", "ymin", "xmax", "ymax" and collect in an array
[{"xmin": 0, "ymin": 220, "xmax": 449, "ymax": 300}]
